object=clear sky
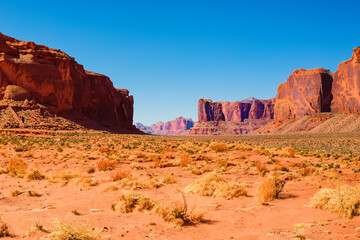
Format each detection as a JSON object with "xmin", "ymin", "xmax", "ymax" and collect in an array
[{"xmin": 1, "ymin": 0, "xmax": 360, "ymax": 125}]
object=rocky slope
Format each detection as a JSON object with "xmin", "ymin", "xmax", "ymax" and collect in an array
[
  {"xmin": 0, "ymin": 32, "xmax": 138, "ymax": 133},
  {"xmin": 136, "ymin": 117, "xmax": 194, "ymax": 135}
]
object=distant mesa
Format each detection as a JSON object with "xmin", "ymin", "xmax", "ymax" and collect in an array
[
  {"xmin": 0, "ymin": 32, "xmax": 140, "ymax": 133},
  {"xmin": 189, "ymin": 97, "xmax": 275, "ymax": 135},
  {"xmin": 136, "ymin": 117, "xmax": 194, "ymax": 135}
]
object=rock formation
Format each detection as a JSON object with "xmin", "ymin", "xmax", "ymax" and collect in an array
[
  {"xmin": 198, "ymin": 98, "xmax": 275, "ymax": 123},
  {"xmin": 0, "ymin": 32, "xmax": 137, "ymax": 132},
  {"xmin": 136, "ymin": 117, "xmax": 194, "ymax": 135},
  {"xmin": 274, "ymin": 68, "xmax": 333, "ymax": 122},
  {"xmin": 331, "ymin": 47, "xmax": 360, "ymax": 113}
]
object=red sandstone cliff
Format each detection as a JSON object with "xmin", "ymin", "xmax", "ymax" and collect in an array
[
  {"xmin": 331, "ymin": 47, "xmax": 360, "ymax": 113},
  {"xmin": 0, "ymin": 32, "xmax": 137, "ymax": 132},
  {"xmin": 274, "ymin": 68, "xmax": 333, "ymax": 122},
  {"xmin": 135, "ymin": 117, "xmax": 194, "ymax": 135},
  {"xmin": 198, "ymin": 98, "xmax": 274, "ymax": 123}
]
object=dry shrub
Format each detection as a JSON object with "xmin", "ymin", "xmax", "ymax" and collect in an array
[
  {"xmin": 310, "ymin": 185, "xmax": 360, "ymax": 218},
  {"xmin": 209, "ymin": 142, "xmax": 228, "ymax": 153},
  {"xmin": 26, "ymin": 168, "xmax": 45, "ymax": 181},
  {"xmin": 184, "ymin": 173, "xmax": 247, "ymax": 199},
  {"xmin": 98, "ymin": 147, "xmax": 109, "ymax": 153},
  {"xmin": 118, "ymin": 176, "xmax": 161, "ymax": 189},
  {"xmin": 48, "ymin": 171, "xmax": 79, "ymax": 186},
  {"xmin": 111, "ymin": 170, "xmax": 130, "ymax": 181},
  {"xmin": 7, "ymin": 159, "xmax": 27, "ymax": 177},
  {"xmin": 256, "ymin": 172, "xmax": 286, "ymax": 204},
  {"xmin": 101, "ymin": 184, "xmax": 119, "ymax": 192},
  {"xmin": 179, "ymin": 153, "xmax": 192, "ymax": 167},
  {"xmin": 97, "ymin": 160, "xmax": 115, "ymax": 171},
  {"xmin": 280, "ymin": 147, "xmax": 296, "ymax": 158},
  {"xmin": 23, "ymin": 222, "xmax": 49, "ymax": 238},
  {"xmin": 11, "ymin": 190, "xmax": 22, "ymax": 197},
  {"xmin": 48, "ymin": 219, "xmax": 102, "ymax": 240},
  {"xmin": 162, "ymin": 194, "xmax": 206, "ymax": 226},
  {"xmin": 111, "ymin": 193, "xmax": 162, "ymax": 214},
  {"xmin": 255, "ymin": 161, "xmax": 267, "ymax": 175},
  {"xmin": 299, "ymin": 167, "xmax": 316, "ymax": 176},
  {"xmin": 73, "ymin": 177, "xmax": 99, "ymax": 189},
  {"xmin": 162, "ymin": 174, "xmax": 177, "ymax": 184},
  {"xmin": 150, "ymin": 154, "xmax": 162, "ymax": 167},
  {"xmin": 0, "ymin": 221, "xmax": 13, "ymax": 237},
  {"xmin": 184, "ymin": 165, "xmax": 203, "ymax": 175}
]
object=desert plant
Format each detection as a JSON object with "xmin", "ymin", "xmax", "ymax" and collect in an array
[
  {"xmin": 310, "ymin": 185, "xmax": 360, "ymax": 218},
  {"xmin": 255, "ymin": 172, "xmax": 286, "ymax": 204},
  {"xmin": 184, "ymin": 173, "xmax": 246, "ymax": 199},
  {"xmin": 162, "ymin": 173, "xmax": 177, "ymax": 184},
  {"xmin": 7, "ymin": 159, "xmax": 27, "ymax": 177},
  {"xmin": 111, "ymin": 170, "xmax": 130, "ymax": 181},
  {"xmin": 111, "ymin": 193, "xmax": 162, "ymax": 214},
  {"xmin": 117, "ymin": 176, "xmax": 160, "ymax": 190},
  {"xmin": 48, "ymin": 219, "xmax": 102, "ymax": 240},
  {"xmin": 97, "ymin": 160, "xmax": 115, "ymax": 171},
  {"xmin": 26, "ymin": 168, "xmax": 45, "ymax": 180},
  {"xmin": 209, "ymin": 142, "xmax": 228, "ymax": 153},
  {"xmin": 0, "ymin": 221, "xmax": 13, "ymax": 237},
  {"xmin": 179, "ymin": 153, "xmax": 192, "ymax": 167}
]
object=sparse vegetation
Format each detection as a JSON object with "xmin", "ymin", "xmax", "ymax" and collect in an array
[
  {"xmin": 48, "ymin": 219, "xmax": 102, "ymax": 240},
  {"xmin": 184, "ymin": 173, "xmax": 247, "ymax": 199},
  {"xmin": 310, "ymin": 185, "xmax": 360, "ymax": 218},
  {"xmin": 256, "ymin": 172, "xmax": 286, "ymax": 204}
]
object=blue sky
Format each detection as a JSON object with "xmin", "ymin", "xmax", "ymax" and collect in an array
[{"xmin": 1, "ymin": 0, "xmax": 360, "ymax": 125}]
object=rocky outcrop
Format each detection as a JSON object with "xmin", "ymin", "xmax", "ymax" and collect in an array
[
  {"xmin": 0, "ymin": 32, "xmax": 137, "ymax": 132},
  {"xmin": 331, "ymin": 47, "xmax": 360, "ymax": 113},
  {"xmin": 274, "ymin": 68, "xmax": 333, "ymax": 122},
  {"xmin": 198, "ymin": 98, "xmax": 275, "ymax": 123},
  {"xmin": 136, "ymin": 117, "xmax": 194, "ymax": 135},
  {"xmin": 249, "ymin": 98, "xmax": 275, "ymax": 120}
]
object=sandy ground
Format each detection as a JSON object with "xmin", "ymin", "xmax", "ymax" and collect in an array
[{"xmin": 0, "ymin": 133, "xmax": 359, "ymax": 240}]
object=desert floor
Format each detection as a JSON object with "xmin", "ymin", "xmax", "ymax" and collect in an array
[{"xmin": 0, "ymin": 131, "xmax": 360, "ymax": 239}]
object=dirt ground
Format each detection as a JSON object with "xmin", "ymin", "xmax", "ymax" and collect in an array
[{"xmin": 0, "ymin": 132, "xmax": 360, "ymax": 240}]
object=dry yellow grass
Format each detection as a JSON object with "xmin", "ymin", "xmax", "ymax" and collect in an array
[
  {"xmin": 48, "ymin": 219, "xmax": 102, "ymax": 240},
  {"xmin": 310, "ymin": 185, "xmax": 360, "ymax": 218},
  {"xmin": 26, "ymin": 168, "xmax": 45, "ymax": 180},
  {"xmin": 209, "ymin": 142, "xmax": 228, "ymax": 153},
  {"xmin": 179, "ymin": 153, "xmax": 192, "ymax": 167},
  {"xmin": 162, "ymin": 173, "xmax": 177, "ymax": 184},
  {"xmin": 184, "ymin": 173, "xmax": 247, "ymax": 199},
  {"xmin": 97, "ymin": 159, "xmax": 115, "ymax": 171},
  {"xmin": 7, "ymin": 159, "xmax": 27, "ymax": 177},
  {"xmin": 111, "ymin": 170, "xmax": 130, "ymax": 181},
  {"xmin": 255, "ymin": 172, "xmax": 286, "ymax": 204},
  {"xmin": 0, "ymin": 220, "xmax": 13, "ymax": 237},
  {"xmin": 111, "ymin": 193, "xmax": 162, "ymax": 214},
  {"xmin": 48, "ymin": 171, "xmax": 79, "ymax": 186},
  {"xmin": 117, "ymin": 176, "xmax": 161, "ymax": 189}
]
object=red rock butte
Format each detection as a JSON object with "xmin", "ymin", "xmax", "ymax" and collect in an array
[{"xmin": 0, "ymin": 32, "xmax": 139, "ymax": 133}]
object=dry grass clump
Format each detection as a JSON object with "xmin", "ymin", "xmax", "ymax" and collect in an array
[
  {"xmin": 209, "ymin": 142, "xmax": 228, "ymax": 153},
  {"xmin": 48, "ymin": 171, "xmax": 79, "ymax": 186},
  {"xmin": 179, "ymin": 153, "xmax": 192, "ymax": 167},
  {"xmin": 298, "ymin": 166, "xmax": 316, "ymax": 176},
  {"xmin": 111, "ymin": 170, "xmax": 131, "ymax": 181},
  {"xmin": 97, "ymin": 160, "xmax": 115, "ymax": 171},
  {"xmin": 255, "ymin": 161, "xmax": 267, "ymax": 176},
  {"xmin": 0, "ymin": 220, "xmax": 13, "ymax": 237},
  {"xmin": 310, "ymin": 185, "xmax": 360, "ymax": 218},
  {"xmin": 11, "ymin": 190, "xmax": 23, "ymax": 197},
  {"xmin": 26, "ymin": 168, "xmax": 45, "ymax": 181},
  {"xmin": 48, "ymin": 219, "xmax": 102, "ymax": 240},
  {"xmin": 7, "ymin": 159, "xmax": 27, "ymax": 177},
  {"xmin": 255, "ymin": 172, "xmax": 286, "ymax": 204},
  {"xmin": 117, "ymin": 176, "xmax": 161, "ymax": 189},
  {"xmin": 27, "ymin": 190, "xmax": 42, "ymax": 197},
  {"xmin": 111, "ymin": 193, "xmax": 162, "ymax": 214},
  {"xmin": 162, "ymin": 194, "xmax": 206, "ymax": 226},
  {"xmin": 162, "ymin": 173, "xmax": 177, "ymax": 184},
  {"xmin": 280, "ymin": 147, "xmax": 296, "ymax": 158},
  {"xmin": 184, "ymin": 173, "xmax": 247, "ymax": 199}
]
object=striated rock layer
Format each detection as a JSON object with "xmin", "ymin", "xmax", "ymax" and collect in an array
[
  {"xmin": 198, "ymin": 98, "xmax": 275, "ymax": 123},
  {"xmin": 136, "ymin": 117, "xmax": 194, "ymax": 135},
  {"xmin": 332, "ymin": 47, "xmax": 360, "ymax": 113},
  {"xmin": 274, "ymin": 68, "xmax": 333, "ymax": 122},
  {"xmin": 0, "ymin": 32, "xmax": 138, "ymax": 132}
]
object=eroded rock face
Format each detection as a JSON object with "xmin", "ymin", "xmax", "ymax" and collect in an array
[
  {"xmin": 274, "ymin": 68, "xmax": 333, "ymax": 121},
  {"xmin": 198, "ymin": 98, "xmax": 274, "ymax": 123},
  {"xmin": 136, "ymin": 117, "xmax": 194, "ymax": 135},
  {"xmin": 0, "ymin": 32, "xmax": 136, "ymax": 131},
  {"xmin": 331, "ymin": 47, "xmax": 360, "ymax": 113}
]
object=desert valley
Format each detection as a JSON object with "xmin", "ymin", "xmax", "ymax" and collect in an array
[{"xmin": 0, "ymin": 12, "xmax": 360, "ymax": 240}]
